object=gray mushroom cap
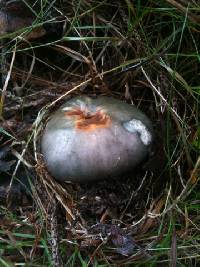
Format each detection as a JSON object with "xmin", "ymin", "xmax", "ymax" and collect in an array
[{"xmin": 41, "ymin": 96, "xmax": 153, "ymax": 182}]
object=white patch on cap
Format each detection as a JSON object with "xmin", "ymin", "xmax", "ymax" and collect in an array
[
  {"xmin": 62, "ymin": 106, "xmax": 73, "ymax": 111},
  {"xmin": 123, "ymin": 119, "xmax": 152, "ymax": 146},
  {"xmin": 62, "ymin": 99, "xmax": 91, "ymax": 113}
]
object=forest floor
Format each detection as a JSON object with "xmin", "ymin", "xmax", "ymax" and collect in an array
[{"xmin": 0, "ymin": 1, "xmax": 199, "ymax": 266}]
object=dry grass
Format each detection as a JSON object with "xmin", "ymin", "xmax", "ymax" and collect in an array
[{"xmin": 0, "ymin": 0, "xmax": 199, "ymax": 266}]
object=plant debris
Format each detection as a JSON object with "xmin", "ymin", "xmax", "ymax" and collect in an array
[{"xmin": 0, "ymin": 0, "xmax": 199, "ymax": 266}]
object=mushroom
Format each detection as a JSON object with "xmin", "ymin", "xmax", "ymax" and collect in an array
[{"xmin": 41, "ymin": 96, "xmax": 153, "ymax": 182}]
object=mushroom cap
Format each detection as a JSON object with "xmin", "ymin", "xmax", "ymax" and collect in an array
[{"xmin": 41, "ymin": 96, "xmax": 153, "ymax": 182}]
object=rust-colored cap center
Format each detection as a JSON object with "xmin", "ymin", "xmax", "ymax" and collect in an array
[{"xmin": 65, "ymin": 108, "xmax": 111, "ymax": 131}]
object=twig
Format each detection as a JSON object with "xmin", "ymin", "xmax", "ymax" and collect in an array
[
  {"xmin": 49, "ymin": 198, "xmax": 63, "ymax": 267},
  {"xmin": 0, "ymin": 45, "xmax": 16, "ymax": 116}
]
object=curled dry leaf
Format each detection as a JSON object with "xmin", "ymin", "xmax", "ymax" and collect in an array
[
  {"xmin": 0, "ymin": 2, "xmax": 46, "ymax": 39},
  {"xmin": 89, "ymin": 223, "xmax": 137, "ymax": 256}
]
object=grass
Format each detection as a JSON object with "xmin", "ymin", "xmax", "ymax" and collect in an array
[
  {"xmin": 0, "ymin": 207, "xmax": 52, "ymax": 266},
  {"xmin": 0, "ymin": 0, "xmax": 199, "ymax": 266}
]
